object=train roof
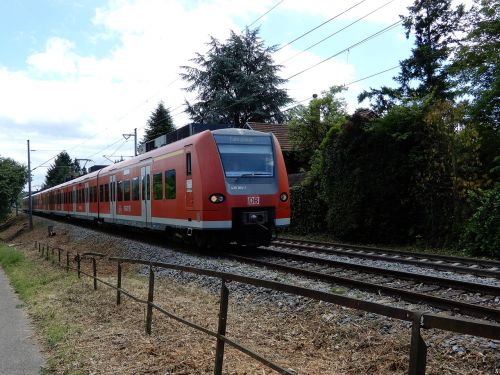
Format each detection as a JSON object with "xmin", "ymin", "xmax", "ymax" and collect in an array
[{"xmin": 32, "ymin": 128, "xmax": 272, "ymax": 196}]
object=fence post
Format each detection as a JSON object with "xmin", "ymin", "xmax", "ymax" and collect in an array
[
  {"xmin": 45, "ymin": 245, "xmax": 49, "ymax": 261},
  {"xmin": 116, "ymin": 262, "xmax": 122, "ymax": 305},
  {"xmin": 92, "ymin": 257, "xmax": 97, "ymax": 290},
  {"xmin": 51, "ymin": 248, "xmax": 55, "ymax": 264},
  {"xmin": 214, "ymin": 279, "xmax": 229, "ymax": 375},
  {"xmin": 408, "ymin": 312, "xmax": 427, "ymax": 375},
  {"xmin": 41, "ymin": 245, "xmax": 44, "ymax": 258},
  {"xmin": 145, "ymin": 266, "xmax": 155, "ymax": 335},
  {"xmin": 58, "ymin": 248, "xmax": 61, "ymax": 265},
  {"xmin": 66, "ymin": 252, "xmax": 70, "ymax": 272},
  {"xmin": 76, "ymin": 254, "xmax": 81, "ymax": 278},
  {"xmin": 34, "ymin": 240, "xmax": 37, "ymax": 250},
  {"xmin": 38, "ymin": 242, "xmax": 41, "ymax": 254}
]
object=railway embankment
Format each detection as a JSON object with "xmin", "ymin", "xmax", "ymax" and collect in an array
[{"xmin": 0, "ymin": 214, "xmax": 498, "ymax": 374}]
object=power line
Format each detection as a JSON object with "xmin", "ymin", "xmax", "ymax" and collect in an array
[
  {"xmin": 286, "ymin": 20, "xmax": 402, "ymax": 80},
  {"xmin": 275, "ymin": 0, "xmax": 368, "ymax": 52},
  {"xmin": 280, "ymin": 0, "xmax": 396, "ymax": 64},
  {"xmin": 345, "ymin": 65, "xmax": 399, "ymax": 86},
  {"xmin": 247, "ymin": 0, "xmax": 286, "ymax": 28}
]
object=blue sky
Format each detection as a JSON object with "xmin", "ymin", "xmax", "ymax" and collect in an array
[{"xmin": 0, "ymin": 0, "xmax": 417, "ymax": 188}]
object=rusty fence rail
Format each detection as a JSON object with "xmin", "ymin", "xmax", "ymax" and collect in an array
[{"xmin": 33, "ymin": 240, "xmax": 500, "ymax": 375}]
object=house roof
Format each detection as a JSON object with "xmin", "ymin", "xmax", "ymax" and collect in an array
[{"xmin": 246, "ymin": 122, "xmax": 292, "ymax": 151}]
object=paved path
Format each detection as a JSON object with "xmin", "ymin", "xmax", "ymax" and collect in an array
[{"xmin": 0, "ymin": 267, "xmax": 44, "ymax": 375}]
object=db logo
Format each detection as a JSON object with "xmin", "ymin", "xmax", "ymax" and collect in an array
[{"xmin": 247, "ymin": 196, "xmax": 260, "ymax": 206}]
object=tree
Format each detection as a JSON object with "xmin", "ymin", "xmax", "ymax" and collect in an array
[
  {"xmin": 359, "ymin": 0, "xmax": 464, "ymax": 111},
  {"xmin": 450, "ymin": 0, "xmax": 500, "ymax": 187},
  {"xmin": 0, "ymin": 157, "xmax": 28, "ymax": 221},
  {"xmin": 451, "ymin": 0, "xmax": 499, "ymax": 126},
  {"xmin": 288, "ymin": 87, "xmax": 347, "ymax": 168},
  {"xmin": 43, "ymin": 151, "xmax": 79, "ymax": 189},
  {"xmin": 140, "ymin": 102, "xmax": 175, "ymax": 147},
  {"xmin": 181, "ymin": 28, "xmax": 292, "ymax": 127}
]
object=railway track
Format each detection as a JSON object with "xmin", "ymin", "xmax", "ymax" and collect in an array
[
  {"xmin": 272, "ymin": 237, "xmax": 500, "ymax": 279},
  {"xmin": 227, "ymin": 245, "xmax": 500, "ymax": 322},
  {"xmin": 29, "ymin": 216, "xmax": 500, "ymax": 322}
]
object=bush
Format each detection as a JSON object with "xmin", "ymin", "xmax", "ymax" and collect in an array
[
  {"xmin": 289, "ymin": 183, "xmax": 326, "ymax": 234},
  {"xmin": 461, "ymin": 184, "xmax": 500, "ymax": 258}
]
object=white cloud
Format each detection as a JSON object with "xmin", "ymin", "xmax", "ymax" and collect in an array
[
  {"xmin": 0, "ymin": 0, "xmax": 413, "ymax": 188},
  {"xmin": 27, "ymin": 38, "xmax": 78, "ymax": 76}
]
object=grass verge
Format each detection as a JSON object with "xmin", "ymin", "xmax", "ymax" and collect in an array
[{"xmin": 0, "ymin": 243, "xmax": 85, "ymax": 374}]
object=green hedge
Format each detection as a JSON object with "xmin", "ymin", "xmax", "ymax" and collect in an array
[
  {"xmin": 289, "ymin": 184, "xmax": 326, "ymax": 234},
  {"xmin": 461, "ymin": 184, "xmax": 500, "ymax": 258}
]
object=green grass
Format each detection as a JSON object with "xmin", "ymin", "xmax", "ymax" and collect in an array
[{"xmin": 0, "ymin": 244, "xmax": 83, "ymax": 372}]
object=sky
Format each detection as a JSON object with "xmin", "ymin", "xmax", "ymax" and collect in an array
[{"xmin": 0, "ymin": 0, "xmax": 419, "ymax": 189}]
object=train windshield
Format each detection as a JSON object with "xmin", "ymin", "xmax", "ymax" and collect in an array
[{"xmin": 214, "ymin": 135, "xmax": 274, "ymax": 178}]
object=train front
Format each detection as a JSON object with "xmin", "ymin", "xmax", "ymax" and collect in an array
[{"xmin": 211, "ymin": 128, "xmax": 290, "ymax": 246}]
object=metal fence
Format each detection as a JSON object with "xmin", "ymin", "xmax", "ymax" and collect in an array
[{"xmin": 33, "ymin": 240, "xmax": 500, "ymax": 375}]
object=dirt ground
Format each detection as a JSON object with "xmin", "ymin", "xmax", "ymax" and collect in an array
[{"xmin": 1, "ymin": 214, "xmax": 498, "ymax": 374}]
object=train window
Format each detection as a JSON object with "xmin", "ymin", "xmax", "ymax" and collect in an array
[
  {"xmin": 214, "ymin": 135, "xmax": 274, "ymax": 178},
  {"xmin": 89, "ymin": 188, "xmax": 93, "ymax": 203},
  {"xmin": 117, "ymin": 181, "xmax": 123, "ymax": 202},
  {"xmin": 153, "ymin": 173, "xmax": 163, "ymax": 200},
  {"xmin": 99, "ymin": 185, "xmax": 104, "ymax": 201},
  {"xmin": 186, "ymin": 153, "xmax": 191, "ymax": 176},
  {"xmin": 93, "ymin": 186, "xmax": 97, "ymax": 202},
  {"xmin": 132, "ymin": 177, "xmax": 139, "ymax": 201},
  {"xmin": 124, "ymin": 179, "xmax": 131, "ymax": 201},
  {"xmin": 105, "ymin": 184, "xmax": 110, "ymax": 202},
  {"xmin": 165, "ymin": 169, "xmax": 176, "ymax": 199}
]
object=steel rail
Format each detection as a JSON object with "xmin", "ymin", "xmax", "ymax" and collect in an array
[
  {"xmin": 275, "ymin": 237, "xmax": 500, "ymax": 270},
  {"xmin": 227, "ymin": 254, "xmax": 500, "ymax": 322},
  {"xmin": 252, "ymin": 248, "xmax": 500, "ymax": 297},
  {"xmin": 272, "ymin": 239, "xmax": 500, "ymax": 280}
]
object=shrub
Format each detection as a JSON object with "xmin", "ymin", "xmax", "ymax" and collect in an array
[
  {"xmin": 461, "ymin": 184, "xmax": 500, "ymax": 258},
  {"xmin": 289, "ymin": 183, "xmax": 326, "ymax": 234}
]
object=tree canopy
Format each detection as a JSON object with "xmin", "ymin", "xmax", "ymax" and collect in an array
[
  {"xmin": 358, "ymin": 0, "xmax": 464, "ymax": 111},
  {"xmin": 181, "ymin": 28, "xmax": 291, "ymax": 127},
  {"xmin": 288, "ymin": 86, "xmax": 347, "ymax": 168},
  {"xmin": 43, "ymin": 151, "xmax": 81, "ymax": 189},
  {"xmin": 140, "ymin": 102, "xmax": 175, "ymax": 147},
  {"xmin": 0, "ymin": 157, "xmax": 28, "ymax": 221}
]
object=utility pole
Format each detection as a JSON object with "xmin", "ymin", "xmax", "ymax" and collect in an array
[
  {"xmin": 27, "ymin": 140, "xmax": 33, "ymax": 230},
  {"xmin": 123, "ymin": 128, "xmax": 137, "ymax": 156}
]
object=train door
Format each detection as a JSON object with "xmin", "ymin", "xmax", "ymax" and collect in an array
[
  {"xmin": 185, "ymin": 147, "xmax": 194, "ymax": 210},
  {"xmin": 110, "ymin": 175, "xmax": 116, "ymax": 222},
  {"xmin": 84, "ymin": 182, "xmax": 90, "ymax": 217},
  {"xmin": 72, "ymin": 186, "xmax": 76, "ymax": 214},
  {"xmin": 141, "ymin": 166, "xmax": 151, "ymax": 227}
]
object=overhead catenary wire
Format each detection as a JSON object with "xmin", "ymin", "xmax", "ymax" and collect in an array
[
  {"xmin": 280, "ymin": 0, "xmax": 396, "ymax": 64},
  {"xmin": 275, "ymin": 0, "xmax": 368, "ymax": 52},
  {"xmin": 345, "ymin": 65, "xmax": 399, "ymax": 86},
  {"xmin": 286, "ymin": 20, "xmax": 402, "ymax": 80},
  {"xmin": 247, "ymin": 0, "xmax": 286, "ymax": 28}
]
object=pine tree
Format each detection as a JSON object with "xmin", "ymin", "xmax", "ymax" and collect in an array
[
  {"xmin": 140, "ymin": 102, "xmax": 175, "ymax": 146},
  {"xmin": 181, "ymin": 28, "xmax": 291, "ymax": 127},
  {"xmin": 358, "ymin": 0, "xmax": 464, "ymax": 111},
  {"xmin": 43, "ymin": 151, "xmax": 78, "ymax": 189}
]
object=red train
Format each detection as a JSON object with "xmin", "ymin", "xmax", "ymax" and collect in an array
[{"xmin": 25, "ymin": 128, "xmax": 291, "ymax": 246}]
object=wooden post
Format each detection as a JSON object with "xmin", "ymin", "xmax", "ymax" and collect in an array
[
  {"xmin": 214, "ymin": 279, "xmax": 229, "ymax": 375},
  {"xmin": 145, "ymin": 266, "xmax": 155, "ymax": 335},
  {"xmin": 409, "ymin": 312, "xmax": 427, "ymax": 375},
  {"xmin": 92, "ymin": 258, "xmax": 97, "ymax": 290},
  {"xmin": 116, "ymin": 262, "xmax": 122, "ymax": 305},
  {"xmin": 77, "ymin": 254, "xmax": 81, "ymax": 278}
]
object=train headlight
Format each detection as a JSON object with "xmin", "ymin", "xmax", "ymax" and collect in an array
[
  {"xmin": 280, "ymin": 192, "xmax": 288, "ymax": 202},
  {"xmin": 209, "ymin": 193, "xmax": 225, "ymax": 204}
]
